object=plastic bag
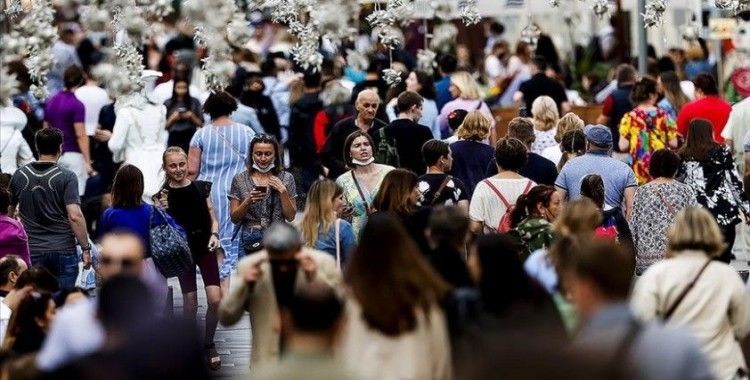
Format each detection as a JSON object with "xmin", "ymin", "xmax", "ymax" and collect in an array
[{"xmin": 75, "ymin": 262, "xmax": 96, "ymax": 290}]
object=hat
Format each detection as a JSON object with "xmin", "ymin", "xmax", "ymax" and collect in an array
[
  {"xmin": 583, "ymin": 124, "xmax": 612, "ymax": 148},
  {"xmin": 447, "ymin": 109, "xmax": 469, "ymax": 131},
  {"xmin": 263, "ymin": 222, "xmax": 303, "ymax": 252}
]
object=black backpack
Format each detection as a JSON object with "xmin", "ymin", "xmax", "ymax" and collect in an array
[{"xmin": 375, "ymin": 128, "xmax": 400, "ymax": 167}]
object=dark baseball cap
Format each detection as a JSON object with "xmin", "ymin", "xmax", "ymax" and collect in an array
[{"xmin": 447, "ymin": 109, "xmax": 468, "ymax": 131}]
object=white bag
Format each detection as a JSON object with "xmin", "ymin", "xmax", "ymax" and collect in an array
[{"xmin": 75, "ymin": 262, "xmax": 97, "ymax": 290}]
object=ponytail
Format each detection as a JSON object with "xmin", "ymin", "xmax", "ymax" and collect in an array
[{"xmin": 510, "ymin": 194, "xmax": 530, "ymax": 229}]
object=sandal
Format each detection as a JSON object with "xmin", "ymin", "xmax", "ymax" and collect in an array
[{"xmin": 206, "ymin": 343, "xmax": 221, "ymax": 370}]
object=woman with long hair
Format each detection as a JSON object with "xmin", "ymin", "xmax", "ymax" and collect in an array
[
  {"xmin": 164, "ymin": 74, "xmax": 203, "ymax": 152},
  {"xmin": 529, "ymin": 96, "xmax": 560, "ymax": 154},
  {"xmin": 340, "ymin": 212, "xmax": 451, "ymax": 380},
  {"xmin": 580, "ymin": 174, "xmax": 632, "ymax": 242},
  {"xmin": 335, "ymin": 131, "xmax": 394, "ymax": 237},
  {"xmin": 618, "ymin": 77, "xmax": 679, "ymax": 184},
  {"xmin": 631, "ymin": 207, "xmax": 750, "ymax": 380},
  {"xmin": 156, "ymin": 147, "xmax": 222, "ymax": 369},
  {"xmin": 678, "ymin": 119, "xmax": 749, "ymax": 263},
  {"xmin": 449, "ymin": 111, "xmax": 495, "ymax": 196},
  {"xmin": 541, "ymin": 112, "xmax": 584, "ymax": 166},
  {"xmin": 630, "ymin": 149, "xmax": 697, "ymax": 275},
  {"xmin": 557, "ymin": 129, "xmax": 586, "ymax": 171},
  {"xmin": 2, "ymin": 292, "xmax": 56, "ymax": 355},
  {"xmin": 229, "ymin": 134, "xmax": 297, "ymax": 261},
  {"xmin": 437, "ymin": 71, "xmax": 497, "ymax": 144},
  {"xmin": 657, "ymin": 71, "xmax": 690, "ymax": 120},
  {"xmin": 299, "ymin": 179, "xmax": 356, "ymax": 267},
  {"xmin": 188, "ymin": 91, "xmax": 255, "ymax": 287},
  {"xmin": 372, "ymin": 168, "xmax": 431, "ymax": 254},
  {"xmin": 509, "ymin": 185, "xmax": 562, "ymax": 260}
]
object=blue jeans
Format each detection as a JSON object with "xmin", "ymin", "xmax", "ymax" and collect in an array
[{"xmin": 30, "ymin": 249, "xmax": 79, "ymax": 290}]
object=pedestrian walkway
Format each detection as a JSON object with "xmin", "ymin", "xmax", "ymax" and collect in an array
[{"xmin": 168, "ymin": 277, "xmax": 251, "ymax": 379}]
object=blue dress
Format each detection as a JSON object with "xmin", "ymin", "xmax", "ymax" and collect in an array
[{"xmin": 190, "ymin": 123, "xmax": 255, "ymax": 279}]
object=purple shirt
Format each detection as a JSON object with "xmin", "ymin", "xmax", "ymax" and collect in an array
[
  {"xmin": 0, "ymin": 215, "xmax": 31, "ymax": 266},
  {"xmin": 45, "ymin": 90, "xmax": 85, "ymax": 153}
]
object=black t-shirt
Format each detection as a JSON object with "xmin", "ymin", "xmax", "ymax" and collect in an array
[
  {"xmin": 485, "ymin": 153, "xmax": 558, "ymax": 186},
  {"xmin": 519, "ymin": 73, "xmax": 568, "ymax": 114},
  {"xmin": 417, "ymin": 173, "xmax": 469, "ymax": 207},
  {"xmin": 373, "ymin": 119, "xmax": 434, "ymax": 175},
  {"xmin": 165, "ymin": 181, "xmax": 212, "ymax": 250}
]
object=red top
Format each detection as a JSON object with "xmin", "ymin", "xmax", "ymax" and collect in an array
[{"xmin": 676, "ymin": 96, "xmax": 732, "ymax": 143}]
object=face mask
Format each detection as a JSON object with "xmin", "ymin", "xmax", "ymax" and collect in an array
[
  {"xmin": 351, "ymin": 157, "xmax": 375, "ymax": 166},
  {"xmin": 252, "ymin": 162, "xmax": 275, "ymax": 173}
]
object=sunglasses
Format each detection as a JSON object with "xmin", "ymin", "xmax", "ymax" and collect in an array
[{"xmin": 100, "ymin": 256, "xmax": 139, "ymax": 269}]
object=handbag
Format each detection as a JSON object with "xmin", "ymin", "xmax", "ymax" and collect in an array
[{"xmin": 149, "ymin": 205, "xmax": 193, "ymax": 278}]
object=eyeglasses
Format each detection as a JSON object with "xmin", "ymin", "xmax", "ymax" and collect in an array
[{"xmin": 100, "ymin": 256, "xmax": 139, "ymax": 270}]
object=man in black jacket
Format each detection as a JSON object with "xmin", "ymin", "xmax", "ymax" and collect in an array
[
  {"xmin": 287, "ymin": 71, "xmax": 323, "ymax": 209},
  {"xmin": 320, "ymin": 89, "xmax": 386, "ymax": 179},
  {"xmin": 373, "ymin": 91, "xmax": 434, "ymax": 175}
]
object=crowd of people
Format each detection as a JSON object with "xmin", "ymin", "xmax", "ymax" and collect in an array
[{"xmin": 1, "ymin": 7, "xmax": 750, "ymax": 380}]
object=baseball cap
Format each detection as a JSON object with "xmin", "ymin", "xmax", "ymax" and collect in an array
[
  {"xmin": 447, "ymin": 109, "xmax": 469, "ymax": 131},
  {"xmin": 583, "ymin": 124, "xmax": 612, "ymax": 148}
]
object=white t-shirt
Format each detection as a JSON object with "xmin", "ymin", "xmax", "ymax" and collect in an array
[
  {"xmin": 484, "ymin": 55, "xmax": 505, "ymax": 79},
  {"xmin": 0, "ymin": 299, "xmax": 11, "ymax": 345},
  {"xmin": 75, "ymin": 85, "xmax": 112, "ymax": 136},
  {"xmin": 469, "ymin": 177, "xmax": 536, "ymax": 233},
  {"xmin": 541, "ymin": 144, "xmax": 563, "ymax": 166},
  {"xmin": 531, "ymin": 128, "xmax": 557, "ymax": 155}
]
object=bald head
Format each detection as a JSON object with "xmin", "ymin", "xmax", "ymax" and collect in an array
[
  {"xmin": 355, "ymin": 89, "xmax": 380, "ymax": 123},
  {"xmin": 99, "ymin": 232, "xmax": 145, "ymax": 279}
]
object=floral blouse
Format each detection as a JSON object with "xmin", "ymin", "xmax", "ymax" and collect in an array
[
  {"xmin": 511, "ymin": 217, "xmax": 554, "ymax": 261},
  {"xmin": 336, "ymin": 166, "xmax": 394, "ymax": 237},
  {"xmin": 677, "ymin": 146, "xmax": 750, "ymax": 227},
  {"xmin": 629, "ymin": 182, "xmax": 697, "ymax": 275},
  {"xmin": 619, "ymin": 107, "xmax": 677, "ymax": 184}
]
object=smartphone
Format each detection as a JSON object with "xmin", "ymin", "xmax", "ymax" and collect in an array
[
  {"xmin": 254, "ymin": 186, "xmax": 268, "ymax": 194},
  {"xmin": 176, "ymin": 107, "xmax": 187, "ymax": 113}
]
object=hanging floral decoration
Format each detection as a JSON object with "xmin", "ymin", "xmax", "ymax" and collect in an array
[
  {"xmin": 182, "ymin": 0, "xmax": 238, "ymax": 92},
  {"xmin": 416, "ymin": 48, "xmax": 437, "ymax": 75},
  {"xmin": 643, "ymin": 0, "xmax": 666, "ymax": 28},
  {"xmin": 714, "ymin": 0, "xmax": 750, "ymax": 13},
  {"xmin": 592, "ymin": 0, "xmax": 609, "ymax": 18},
  {"xmin": 0, "ymin": 67, "xmax": 20, "ymax": 106},
  {"xmin": 549, "ymin": 0, "xmax": 560, "ymax": 7},
  {"xmin": 227, "ymin": 13, "xmax": 253, "ymax": 48},
  {"xmin": 458, "ymin": 0, "xmax": 481, "ymax": 26},
  {"xmin": 520, "ymin": 22, "xmax": 541, "ymax": 48},
  {"xmin": 681, "ymin": 20, "xmax": 702, "ymax": 41}
]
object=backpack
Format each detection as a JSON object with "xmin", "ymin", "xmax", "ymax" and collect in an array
[
  {"xmin": 482, "ymin": 179, "xmax": 533, "ymax": 233},
  {"xmin": 375, "ymin": 128, "xmax": 400, "ymax": 167}
]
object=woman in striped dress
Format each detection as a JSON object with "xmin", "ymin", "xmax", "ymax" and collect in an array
[{"xmin": 188, "ymin": 92, "xmax": 256, "ymax": 289}]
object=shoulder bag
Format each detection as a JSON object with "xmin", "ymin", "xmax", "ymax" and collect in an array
[
  {"xmin": 662, "ymin": 259, "xmax": 712, "ymax": 321},
  {"xmin": 430, "ymin": 175, "xmax": 453, "ymax": 206},
  {"xmin": 149, "ymin": 205, "xmax": 193, "ymax": 278},
  {"xmin": 351, "ymin": 171, "xmax": 374, "ymax": 214}
]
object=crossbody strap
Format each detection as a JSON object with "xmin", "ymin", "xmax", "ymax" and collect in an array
[
  {"xmin": 351, "ymin": 171, "xmax": 370, "ymax": 211},
  {"xmin": 482, "ymin": 179, "xmax": 511, "ymax": 208},
  {"xmin": 213, "ymin": 126, "xmax": 244, "ymax": 158},
  {"xmin": 654, "ymin": 186, "xmax": 676, "ymax": 215},
  {"xmin": 663, "ymin": 259, "xmax": 712, "ymax": 321},
  {"xmin": 334, "ymin": 218, "xmax": 341, "ymax": 270},
  {"xmin": 431, "ymin": 175, "xmax": 453, "ymax": 206}
]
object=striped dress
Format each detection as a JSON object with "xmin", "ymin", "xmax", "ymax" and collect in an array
[{"xmin": 190, "ymin": 122, "xmax": 255, "ymax": 279}]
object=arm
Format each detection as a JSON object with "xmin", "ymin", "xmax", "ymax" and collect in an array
[
  {"xmin": 623, "ymin": 186, "xmax": 636, "ymax": 220},
  {"xmin": 270, "ymin": 174, "xmax": 297, "ymax": 222},
  {"xmin": 456, "ymin": 199, "xmax": 469, "ymax": 214},
  {"xmin": 16, "ymin": 137, "xmax": 34, "ymax": 167},
  {"xmin": 729, "ymin": 274, "xmax": 750, "ymax": 340},
  {"xmin": 108, "ymin": 111, "xmax": 128, "ymax": 160},
  {"xmin": 469, "ymin": 220, "xmax": 483, "ymax": 234},
  {"xmin": 218, "ymin": 262, "xmax": 252, "ymax": 326},
  {"xmin": 187, "ymin": 146, "xmax": 202, "ymax": 180},
  {"xmin": 596, "ymin": 95, "xmax": 613, "ymax": 125},
  {"xmin": 618, "ymin": 136, "xmax": 630, "ymax": 153},
  {"xmin": 206, "ymin": 195, "xmax": 220, "ymax": 236},
  {"xmin": 629, "ymin": 270, "xmax": 660, "ymax": 321},
  {"xmin": 560, "ymin": 101, "xmax": 571, "ymax": 114},
  {"xmin": 73, "ymin": 122, "xmax": 92, "ymax": 172},
  {"xmin": 230, "ymin": 198, "xmax": 253, "ymax": 224},
  {"xmin": 65, "ymin": 204, "xmax": 90, "ymax": 266}
]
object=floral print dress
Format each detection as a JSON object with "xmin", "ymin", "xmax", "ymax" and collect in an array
[
  {"xmin": 629, "ymin": 182, "xmax": 697, "ymax": 275},
  {"xmin": 677, "ymin": 146, "xmax": 750, "ymax": 227},
  {"xmin": 619, "ymin": 107, "xmax": 677, "ymax": 184},
  {"xmin": 336, "ymin": 166, "xmax": 394, "ymax": 237}
]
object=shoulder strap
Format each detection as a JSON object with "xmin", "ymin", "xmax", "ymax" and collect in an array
[
  {"xmin": 523, "ymin": 180, "xmax": 533, "ymax": 194},
  {"xmin": 351, "ymin": 171, "xmax": 370, "ymax": 211},
  {"xmin": 482, "ymin": 179, "xmax": 511, "ymax": 208},
  {"xmin": 213, "ymin": 126, "xmax": 244, "ymax": 158},
  {"xmin": 475, "ymin": 100, "xmax": 483, "ymax": 110},
  {"xmin": 654, "ymin": 186, "xmax": 676, "ymax": 215},
  {"xmin": 663, "ymin": 259, "xmax": 712, "ymax": 321},
  {"xmin": 431, "ymin": 175, "xmax": 452, "ymax": 206},
  {"xmin": 335, "ymin": 218, "xmax": 341, "ymax": 270}
]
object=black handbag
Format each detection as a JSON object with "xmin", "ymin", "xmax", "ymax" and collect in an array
[{"xmin": 149, "ymin": 206, "xmax": 193, "ymax": 277}]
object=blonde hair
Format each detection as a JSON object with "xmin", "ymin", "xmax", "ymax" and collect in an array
[
  {"xmin": 531, "ymin": 96, "xmax": 559, "ymax": 132},
  {"xmin": 667, "ymin": 207, "xmax": 725, "ymax": 258},
  {"xmin": 450, "ymin": 71, "xmax": 481, "ymax": 100},
  {"xmin": 555, "ymin": 112, "xmax": 584, "ymax": 142},
  {"xmin": 300, "ymin": 179, "xmax": 343, "ymax": 248},
  {"xmin": 553, "ymin": 198, "xmax": 602, "ymax": 238},
  {"xmin": 456, "ymin": 110, "xmax": 490, "ymax": 141},
  {"xmin": 685, "ymin": 43, "xmax": 704, "ymax": 61}
]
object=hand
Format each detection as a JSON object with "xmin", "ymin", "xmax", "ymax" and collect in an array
[
  {"xmin": 94, "ymin": 129, "xmax": 112, "ymax": 142},
  {"xmin": 86, "ymin": 162, "xmax": 96, "ymax": 176},
  {"xmin": 157, "ymin": 189, "xmax": 169, "ymax": 208},
  {"xmin": 296, "ymin": 250, "xmax": 317, "ymax": 281},
  {"xmin": 244, "ymin": 258, "xmax": 266, "ymax": 286},
  {"xmin": 208, "ymin": 235, "xmax": 220, "ymax": 251},
  {"xmin": 182, "ymin": 111, "xmax": 194, "ymax": 120},
  {"xmin": 267, "ymin": 176, "xmax": 287, "ymax": 194},
  {"xmin": 4, "ymin": 286, "xmax": 32, "ymax": 311},
  {"xmin": 167, "ymin": 112, "xmax": 181, "ymax": 124},
  {"xmin": 82, "ymin": 249, "xmax": 92, "ymax": 269},
  {"xmin": 337, "ymin": 203, "xmax": 354, "ymax": 219},
  {"xmin": 246, "ymin": 189, "xmax": 266, "ymax": 205}
]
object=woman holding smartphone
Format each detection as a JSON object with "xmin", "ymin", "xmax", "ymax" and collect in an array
[
  {"xmin": 229, "ymin": 134, "xmax": 297, "ymax": 258},
  {"xmin": 156, "ymin": 146, "xmax": 223, "ymax": 370},
  {"xmin": 164, "ymin": 74, "xmax": 203, "ymax": 152}
]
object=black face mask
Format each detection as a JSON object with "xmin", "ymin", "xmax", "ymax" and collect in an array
[{"xmin": 270, "ymin": 259, "xmax": 298, "ymax": 272}]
